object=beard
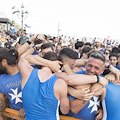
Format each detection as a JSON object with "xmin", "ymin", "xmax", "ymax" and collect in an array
[{"xmin": 0, "ymin": 63, "xmax": 7, "ymax": 75}]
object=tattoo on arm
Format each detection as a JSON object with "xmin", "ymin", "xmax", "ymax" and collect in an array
[{"xmin": 0, "ymin": 99, "xmax": 6, "ymax": 116}]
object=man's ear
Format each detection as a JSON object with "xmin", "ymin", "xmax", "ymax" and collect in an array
[{"xmin": 2, "ymin": 59, "xmax": 7, "ymax": 66}]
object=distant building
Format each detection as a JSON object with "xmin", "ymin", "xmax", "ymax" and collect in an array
[{"xmin": 0, "ymin": 11, "xmax": 20, "ymax": 32}]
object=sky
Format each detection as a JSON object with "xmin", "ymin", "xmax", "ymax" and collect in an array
[{"xmin": 1, "ymin": 0, "xmax": 120, "ymax": 42}]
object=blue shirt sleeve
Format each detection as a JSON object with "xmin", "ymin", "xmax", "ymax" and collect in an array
[{"xmin": 68, "ymin": 95, "xmax": 76, "ymax": 100}]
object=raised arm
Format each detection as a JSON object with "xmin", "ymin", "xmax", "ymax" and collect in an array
[
  {"xmin": 17, "ymin": 34, "xmax": 44, "ymax": 57},
  {"xmin": 25, "ymin": 55, "xmax": 62, "ymax": 72},
  {"xmin": 75, "ymin": 59, "xmax": 87, "ymax": 67}
]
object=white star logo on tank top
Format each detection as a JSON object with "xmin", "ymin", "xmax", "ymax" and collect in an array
[
  {"xmin": 88, "ymin": 96, "xmax": 100, "ymax": 113},
  {"xmin": 8, "ymin": 87, "xmax": 22, "ymax": 104}
]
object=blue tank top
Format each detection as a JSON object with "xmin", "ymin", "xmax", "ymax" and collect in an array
[
  {"xmin": 22, "ymin": 69, "xmax": 60, "ymax": 120},
  {"xmin": 103, "ymin": 82, "xmax": 120, "ymax": 120},
  {"xmin": 66, "ymin": 71, "xmax": 100, "ymax": 120},
  {"xmin": 0, "ymin": 72, "xmax": 23, "ymax": 110}
]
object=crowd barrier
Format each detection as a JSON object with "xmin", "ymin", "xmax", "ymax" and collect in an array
[{"xmin": 3, "ymin": 108, "xmax": 82, "ymax": 120}]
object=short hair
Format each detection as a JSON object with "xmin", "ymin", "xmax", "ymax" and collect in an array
[
  {"xmin": 88, "ymin": 51, "xmax": 106, "ymax": 64},
  {"xmin": 109, "ymin": 53, "xmax": 118, "ymax": 59},
  {"xmin": 80, "ymin": 47, "xmax": 92, "ymax": 58},
  {"xmin": 40, "ymin": 43, "xmax": 54, "ymax": 51},
  {"xmin": 34, "ymin": 39, "xmax": 42, "ymax": 45},
  {"xmin": 43, "ymin": 51, "xmax": 58, "ymax": 61},
  {"xmin": 59, "ymin": 48, "xmax": 78, "ymax": 62},
  {"xmin": 84, "ymin": 42, "xmax": 91, "ymax": 47},
  {"xmin": 0, "ymin": 48, "xmax": 18, "ymax": 65},
  {"xmin": 75, "ymin": 41, "xmax": 84, "ymax": 49},
  {"xmin": 111, "ymin": 47, "xmax": 119, "ymax": 54}
]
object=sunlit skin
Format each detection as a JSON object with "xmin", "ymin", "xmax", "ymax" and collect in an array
[
  {"xmin": 63, "ymin": 59, "xmax": 76, "ymax": 70},
  {"xmin": 110, "ymin": 56, "xmax": 118, "ymax": 66},
  {"xmin": 86, "ymin": 57, "xmax": 105, "ymax": 75}
]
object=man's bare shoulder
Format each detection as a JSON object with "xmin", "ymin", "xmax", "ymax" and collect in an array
[
  {"xmin": 56, "ymin": 78, "xmax": 67, "ymax": 86},
  {"xmin": 55, "ymin": 78, "xmax": 68, "ymax": 92}
]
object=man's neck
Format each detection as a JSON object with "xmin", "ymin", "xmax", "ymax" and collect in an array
[{"xmin": 7, "ymin": 65, "xmax": 19, "ymax": 75}]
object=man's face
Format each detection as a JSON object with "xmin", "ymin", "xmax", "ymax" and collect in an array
[
  {"xmin": 106, "ymin": 45, "xmax": 112, "ymax": 51},
  {"xmin": 63, "ymin": 59, "xmax": 76, "ymax": 70},
  {"xmin": 68, "ymin": 59, "xmax": 76, "ymax": 69},
  {"xmin": 110, "ymin": 56, "xmax": 118, "ymax": 66},
  {"xmin": 86, "ymin": 57, "xmax": 104, "ymax": 75},
  {"xmin": 0, "ymin": 62, "xmax": 7, "ymax": 75},
  {"xmin": 95, "ymin": 41, "xmax": 100, "ymax": 47}
]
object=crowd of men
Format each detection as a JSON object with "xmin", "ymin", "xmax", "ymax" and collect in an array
[{"xmin": 0, "ymin": 27, "xmax": 120, "ymax": 120}]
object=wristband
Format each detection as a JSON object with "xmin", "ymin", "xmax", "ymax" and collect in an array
[
  {"xmin": 26, "ymin": 40, "xmax": 31, "ymax": 45},
  {"xmin": 32, "ymin": 45, "xmax": 37, "ymax": 51},
  {"xmin": 96, "ymin": 75, "xmax": 100, "ymax": 83}
]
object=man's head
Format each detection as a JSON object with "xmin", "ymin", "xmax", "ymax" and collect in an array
[
  {"xmin": 80, "ymin": 47, "xmax": 92, "ymax": 59},
  {"xmin": 106, "ymin": 44, "xmax": 112, "ymax": 51},
  {"xmin": 39, "ymin": 43, "xmax": 54, "ymax": 57},
  {"xmin": 36, "ymin": 51, "xmax": 58, "ymax": 72},
  {"xmin": 43, "ymin": 51, "xmax": 58, "ymax": 61},
  {"xmin": 86, "ymin": 51, "xmax": 106, "ymax": 75},
  {"xmin": 109, "ymin": 53, "xmax": 118, "ymax": 66},
  {"xmin": 75, "ymin": 41, "xmax": 84, "ymax": 52},
  {"xmin": 95, "ymin": 38, "xmax": 101, "ymax": 48},
  {"xmin": 59, "ymin": 48, "xmax": 78, "ymax": 69},
  {"xmin": 0, "ymin": 47, "xmax": 18, "ymax": 74}
]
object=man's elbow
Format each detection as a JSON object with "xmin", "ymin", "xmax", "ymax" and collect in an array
[
  {"xmin": 71, "ymin": 108, "xmax": 79, "ymax": 114},
  {"xmin": 61, "ymin": 107, "xmax": 70, "ymax": 115},
  {"xmin": 65, "ymin": 77, "xmax": 73, "ymax": 85}
]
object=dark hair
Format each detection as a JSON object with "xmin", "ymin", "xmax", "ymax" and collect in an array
[
  {"xmin": 0, "ymin": 48, "xmax": 18, "ymax": 66},
  {"xmin": 109, "ymin": 53, "xmax": 118, "ymax": 59},
  {"xmin": 59, "ymin": 48, "xmax": 78, "ymax": 62},
  {"xmin": 84, "ymin": 42, "xmax": 91, "ymax": 47},
  {"xmin": 111, "ymin": 47, "xmax": 119, "ymax": 54},
  {"xmin": 34, "ymin": 39, "xmax": 42, "ymax": 45},
  {"xmin": 40, "ymin": 43, "xmax": 54, "ymax": 51},
  {"xmin": 43, "ymin": 51, "xmax": 58, "ymax": 61},
  {"xmin": 80, "ymin": 47, "xmax": 92, "ymax": 58},
  {"xmin": 75, "ymin": 41, "xmax": 84, "ymax": 49}
]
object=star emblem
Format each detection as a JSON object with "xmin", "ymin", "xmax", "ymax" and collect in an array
[
  {"xmin": 88, "ymin": 96, "xmax": 100, "ymax": 113},
  {"xmin": 8, "ymin": 87, "xmax": 22, "ymax": 104}
]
